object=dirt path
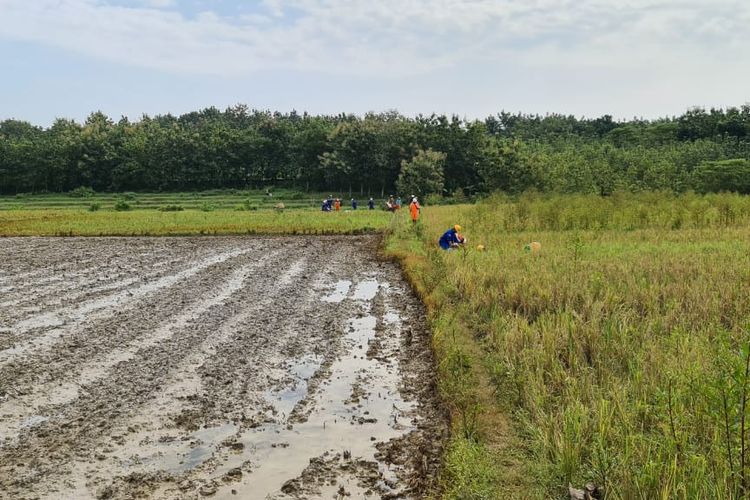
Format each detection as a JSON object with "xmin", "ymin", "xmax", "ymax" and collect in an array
[{"xmin": 0, "ymin": 236, "xmax": 447, "ymax": 499}]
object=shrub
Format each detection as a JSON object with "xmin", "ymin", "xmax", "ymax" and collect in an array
[
  {"xmin": 114, "ymin": 199, "xmax": 131, "ymax": 211},
  {"xmin": 158, "ymin": 204, "xmax": 184, "ymax": 212},
  {"xmin": 69, "ymin": 186, "xmax": 95, "ymax": 198},
  {"xmin": 121, "ymin": 192, "xmax": 138, "ymax": 201},
  {"xmin": 424, "ymin": 193, "xmax": 444, "ymax": 206},
  {"xmin": 88, "ymin": 203, "xmax": 101, "ymax": 212},
  {"xmin": 199, "ymin": 202, "xmax": 215, "ymax": 212}
]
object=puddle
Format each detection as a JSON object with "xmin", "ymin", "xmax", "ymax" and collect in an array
[
  {"xmin": 213, "ymin": 310, "xmax": 414, "ymax": 499},
  {"xmin": 352, "ymin": 279, "xmax": 380, "ymax": 301},
  {"xmin": 117, "ymin": 422, "xmax": 239, "ymax": 475},
  {"xmin": 264, "ymin": 355, "xmax": 321, "ymax": 418},
  {"xmin": 322, "ymin": 280, "xmax": 352, "ymax": 303},
  {"xmin": 20, "ymin": 415, "xmax": 49, "ymax": 429}
]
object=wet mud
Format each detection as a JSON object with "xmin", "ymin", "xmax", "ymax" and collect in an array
[{"xmin": 0, "ymin": 236, "xmax": 447, "ymax": 499}]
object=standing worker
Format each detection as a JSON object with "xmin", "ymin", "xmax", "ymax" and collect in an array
[
  {"xmin": 351, "ymin": 198, "xmax": 358, "ymax": 210},
  {"xmin": 334, "ymin": 198, "xmax": 341, "ymax": 211},
  {"xmin": 409, "ymin": 196, "xmax": 420, "ymax": 224},
  {"xmin": 368, "ymin": 198, "xmax": 375, "ymax": 210},
  {"xmin": 439, "ymin": 225, "xmax": 466, "ymax": 250}
]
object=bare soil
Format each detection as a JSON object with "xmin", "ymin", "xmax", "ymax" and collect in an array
[{"xmin": 0, "ymin": 236, "xmax": 447, "ymax": 499}]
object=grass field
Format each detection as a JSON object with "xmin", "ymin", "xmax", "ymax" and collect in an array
[
  {"xmin": 0, "ymin": 190, "xmax": 391, "ymax": 236},
  {"xmin": 0, "ymin": 209, "xmax": 391, "ymax": 236},
  {"xmin": 386, "ymin": 192, "xmax": 750, "ymax": 499},
  {"xmin": 4, "ymin": 190, "xmax": 750, "ymax": 499}
]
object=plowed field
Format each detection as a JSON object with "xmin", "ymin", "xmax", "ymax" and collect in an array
[{"xmin": 0, "ymin": 237, "xmax": 446, "ymax": 499}]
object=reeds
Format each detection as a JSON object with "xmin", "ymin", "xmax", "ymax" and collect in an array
[{"xmin": 387, "ymin": 192, "xmax": 750, "ymax": 498}]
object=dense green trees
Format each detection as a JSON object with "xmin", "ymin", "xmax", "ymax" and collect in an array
[
  {"xmin": 396, "ymin": 149, "xmax": 446, "ymax": 198},
  {"xmin": 1, "ymin": 105, "xmax": 749, "ymax": 196}
]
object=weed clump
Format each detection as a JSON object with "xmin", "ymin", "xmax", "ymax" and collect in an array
[
  {"xmin": 113, "ymin": 199, "xmax": 131, "ymax": 211},
  {"xmin": 158, "ymin": 204, "xmax": 184, "ymax": 212}
]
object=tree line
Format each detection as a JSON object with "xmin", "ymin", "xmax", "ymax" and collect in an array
[{"xmin": 1, "ymin": 104, "xmax": 750, "ymax": 197}]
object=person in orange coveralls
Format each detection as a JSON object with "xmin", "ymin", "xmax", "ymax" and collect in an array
[{"xmin": 409, "ymin": 196, "xmax": 421, "ymax": 224}]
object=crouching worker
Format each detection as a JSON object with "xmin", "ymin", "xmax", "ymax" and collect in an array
[{"xmin": 439, "ymin": 224, "xmax": 466, "ymax": 250}]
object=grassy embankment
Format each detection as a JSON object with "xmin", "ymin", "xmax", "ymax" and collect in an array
[
  {"xmin": 385, "ymin": 192, "xmax": 750, "ymax": 499},
  {"xmin": 0, "ymin": 189, "xmax": 329, "ymax": 211}
]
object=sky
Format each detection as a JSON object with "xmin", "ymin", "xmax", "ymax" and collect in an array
[{"xmin": 1, "ymin": 0, "xmax": 749, "ymax": 126}]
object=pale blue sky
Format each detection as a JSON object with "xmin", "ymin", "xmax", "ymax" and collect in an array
[{"xmin": 1, "ymin": 0, "xmax": 748, "ymax": 126}]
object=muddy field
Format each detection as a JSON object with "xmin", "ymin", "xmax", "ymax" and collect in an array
[{"xmin": 0, "ymin": 236, "xmax": 447, "ymax": 499}]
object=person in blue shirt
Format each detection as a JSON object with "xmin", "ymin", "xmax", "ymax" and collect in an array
[
  {"xmin": 351, "ymin": 198, "xmax": 358, "ymax": 210},
  {"xmin": 368, "ymin": 198, "xmax": 375, "ymax": 210},
  {"xmin": 439, "ymin": 225, "xmax": 465, "ymax": 250}
]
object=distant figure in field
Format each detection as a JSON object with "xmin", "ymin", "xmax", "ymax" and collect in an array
[
  {"xmin": 334, "ymin": 198, "xmax": 341, "ymax": 211},
  {"xmin": 395, "ymin": 196, "xmax": 402, "ymax": 209},
  {"xmin": 321, "ymin": 199, "xmax": 332, "ymax": 212},
  {"xmin": 351, "ymin": 198, "xmax": 358, "ymax": 210},
  {"xmin": 368, "ymin": 198, "xmax": 375, "ymax": 210},
  {"xmin": 439, "ymin": 225, "xmax": 466, "ymax": 250},
  {"xmin": 409, "ymin": 196, "xmax": 421, "ymax": 224},
  {"xmin": 387, "ymin": 195, "xmax": 395, "ymax": 211}
]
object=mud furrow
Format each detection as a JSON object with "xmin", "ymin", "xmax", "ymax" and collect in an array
[
  {"xmin": 0, "ymin": 248, "xmax": 288, "ymax": 404},
  {"xmin": 0, "ymin": 236, "xmax": 446, "ymax": 500},
  {"xmin": 0, "ymin": 254, "xmax": 189, "ymax": 319},
  {"xmin": 0, "ymin": 257, "xmax": 275, "ymax": 444},
  {"xmin": 0, "ymin": 250, "xmax": 311, "ymax": 496},
  {"xmin": 0, "ymin": 247, "xmax": 255, "ymax": 367}
]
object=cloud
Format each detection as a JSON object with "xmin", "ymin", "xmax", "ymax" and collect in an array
[
  {"xmin": 0, "ymin": 0, "xmax": 748, "ymax": 79},
  {"xmin": 139, "ymin": 0, "xmax": 175, "ymax": 8}
]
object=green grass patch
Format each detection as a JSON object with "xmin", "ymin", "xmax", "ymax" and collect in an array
[{"xmin": 0, "ymin": 208, "xmax": 392, "ymax": 236}]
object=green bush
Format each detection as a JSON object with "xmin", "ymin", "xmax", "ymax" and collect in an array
[
  {"xmin": 69, "ymin": 186, "xmax": 95, "ymax": 198},
  {"xmin": 88, "ymin": 203, "xmax": 101, "ymax": 212},
  {"xmin": 199, "ymin": 202, "xmax": 215, "ymax": 212},
  {"xmin": 121, "ymin": 192, "xmax": 138, "ymax": 201},
  {"xmin": 114, "ymin": 199, "xmax": 131, "ymax": 211},
  {"xmin": 424, "ymin": 193, "xmax": 443, "ymax": 206},
  {"xmin": 158, "ymin": 204, "xmax": 184, "ymax": 212}
]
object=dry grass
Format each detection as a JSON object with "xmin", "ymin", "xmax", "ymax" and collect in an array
[{"xmin": 386, "ymin": 192, "xmax": 750, "ymax": 499}]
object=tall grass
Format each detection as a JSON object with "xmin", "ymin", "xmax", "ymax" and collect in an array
[{"xmin": 386, "ymin": 192, "xmax": 750, "ymax": 499}]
